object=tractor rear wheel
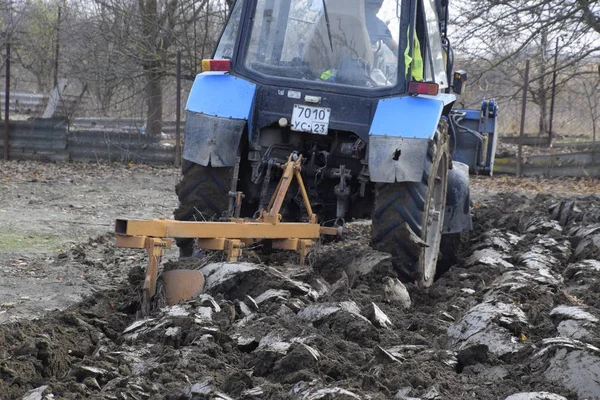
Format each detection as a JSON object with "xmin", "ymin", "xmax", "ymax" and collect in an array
[
  {"xmin": 371, "ymin": 122, "xmax": 450, "ymax": 287},
  {"xmin": 174, "ymin": 161, "xmax": 233, "ymax": 257}
]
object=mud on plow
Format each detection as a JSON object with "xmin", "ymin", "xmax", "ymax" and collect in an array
[{"xmin": 115, "ymin": 154, "xmax": 340, "ymax": 316}]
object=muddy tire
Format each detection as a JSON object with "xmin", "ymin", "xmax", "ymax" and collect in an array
[
  {"xmin": 371, "ymin": 121, "xmax": 450, "ymax": 287},
  {"xmin": 437, "ymin": 232, "xmax": 462, "ymax": 277},
  {"xmin": 174, "ymin": 161, "xmax": 232, "ymax": 257}
]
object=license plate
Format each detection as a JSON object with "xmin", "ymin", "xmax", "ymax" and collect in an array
[{"xmin": 291, "ymin": 104, "xmax": 331, "ymax": 135}]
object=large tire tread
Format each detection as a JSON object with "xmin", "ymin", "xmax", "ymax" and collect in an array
[
  {"xmin": 371, "ymin": 122, "xmax": 449, "ymax": 284},
  {"xmin": 174, "ymin": 161, "xmax": 232, "ymax": 222},
  {"xmin": 174, "ymin": 161, "xmax": 232, "ymax": 255}
]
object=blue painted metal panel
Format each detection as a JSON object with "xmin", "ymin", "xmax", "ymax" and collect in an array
[
  {"xmin": 456, "ymin": 108, "xmax": 497, "ymax": 135},
  {"xmin": 186, "ymin": 72, "xmax": 256, "ymax": 120},
  {"xmin": 370, "ymin": 96, "xmax": 444, "ymax": 139},
  {"xmin": 420, "ymin": 93, "xmax": 456, "ymax": 106},
  {"xmin": 452, "ymin": 100, "xmax": 499, "ymax": 175}
]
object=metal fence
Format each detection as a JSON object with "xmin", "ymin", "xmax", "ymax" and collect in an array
[
  {"xmin": 0, "ymin": 118, "xmax": 177, "ymax": 165},
  {"xmin": 494, "ymin": 135, "xmax": 600, "ymax": 177},
  {"xmin": 499, "ymin": 136, "xmax": 550, "ymax": 147},
  {"xmin": 71, "ymin": 118, "xmax": 184, "ymax": 137},
  {"xmin": 494, "ymin": 151, "xmax": 600, "ymax": 177},
  {"xmin": 2, "ymin": 118, "xmax": 600, "ymax": 176},
  {"xmin": 0, "ymin": 119, "xmax": 69, "ymax": 162},
  {"xmin": 0, "ymin": 91, "xmax": 79, "ymax": 117},
  {"xmin": 69, "ymin": 130, "xmax": 175, "ymax": 164},
  {"xmin": 500, "ymin": 136, "xmax": 600, "ymax": 151}
]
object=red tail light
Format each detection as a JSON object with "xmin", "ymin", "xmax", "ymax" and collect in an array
[
  {"xmin": 408, "ymin": 81, "xmax": 440, "ymax": 96},
  {"xmin": 201, "ymin": 59, "xmax": 231, "ymax": 72}
]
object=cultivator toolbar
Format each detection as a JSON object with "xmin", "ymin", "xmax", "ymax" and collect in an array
[{"xmin": 115, "ymin": 154, "xmax": 340, "ymax": 315}]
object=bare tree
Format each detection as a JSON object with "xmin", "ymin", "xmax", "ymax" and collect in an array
[
  {"xmin": 579, "ymin": 69, "xmax": 600, "ymax": 145},
  {"xmin": 63, "ymin": 0, "xmax": 143, "ymax": 115},
  {"xmin": 451, "ymin": 0, "xmax": 600, "ymax": 137},
  {"xmin": 3, "ymin": 0, "xmax": 232, "ymax": 127},
  {"xmin": 82, "ymin": 0, "xmax": 220, "ymax": 135},
  {"xmin": 2, "ymin": 0, "xmax": 61, "ymax": 92}
]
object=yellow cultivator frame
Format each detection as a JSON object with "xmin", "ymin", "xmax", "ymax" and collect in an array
[{"xmin": 115, "ymin": 154, "xmax": 339, "ymax": 315}]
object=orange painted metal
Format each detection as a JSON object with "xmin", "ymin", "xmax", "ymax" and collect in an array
[
  {"xmin": 196, "ymin": 238, "xmax": 243, "ymax": 262},
  {"xmin": 271, "ymin": 238, "xmax": 313, "ymax": 264},
  {"xmin": 117, "ymin": 219, "xmax": 322, "ymax": 239},
  {"xmin": 116, "ymin": 235, "xmax": 146, "ymax": 249},
  {"xmin": 319, "ymin": 226, "xmax": 340, "ymax": 236},
  {"xmin": 140, "ymin": 238, "xmax": 171, "ymax": 315}
]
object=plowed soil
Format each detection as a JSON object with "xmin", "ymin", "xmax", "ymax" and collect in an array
[{"xmin": 1, "ymin": 161, "xmax": 600, "ymax": 400}]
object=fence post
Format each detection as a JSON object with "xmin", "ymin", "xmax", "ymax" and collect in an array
[
  {"xmin": 548, "ymin": 37, "xmax": 559, "ymax": 148},
  {"xmin": 517, "ymin": 60, "xmax": 530, "ymax": 178},
  {"xmin": 175, "ymin": 50, "xmax": 182, "ymax": 168},
  {"xmin": 3, "ymin": 40, "xmax": 10, "ymax": 161}
]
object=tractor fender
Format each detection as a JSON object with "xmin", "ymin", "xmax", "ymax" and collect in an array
[
  {"xmin": 443, "ymin": 161, "xmax": 473, "ymax": 233},
  {"xmin": 368, "ymin": 95, "xmax": 451, "ymax": 183},
  {"xmin": 183, "ymin": 72, "xmax": 256, "ymax": 167}
]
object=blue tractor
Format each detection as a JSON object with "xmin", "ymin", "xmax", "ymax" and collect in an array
[{"xmin": 175, "ymin": 0, "xmax": 498, "ymax": 287}]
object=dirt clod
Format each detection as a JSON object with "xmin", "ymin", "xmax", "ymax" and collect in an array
[{"xmin": 2, "ymin": 162, "xmax": 600, "ymax": 399}]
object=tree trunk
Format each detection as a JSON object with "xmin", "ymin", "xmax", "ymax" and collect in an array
[
  {"xmin": 577, "ymin": 0, "xmax": 600, "ymax": 35},
  {"xmin": 139, "ymin": 0, "xmax": 162, "ymax": 136},
  {"xmin": 593, "ymin": 118, "xmax": 597, "ymax": 147},
  {"xmin": 145, "ymin": 66, "xmax": 163, "ymax": 136},
  {"xmin": 100, "ymin": 91, "xmax": 112, "ymax": 115},
  {"xmin": 538, "ymin": 88, "xmax": 548, "ymax": 138},
  {"xmin": 537, "ymin": 30, "xmax": 549, "ymax": 138},
  {"xmin": 592, "ymin": 117, "xmax": 597, "ymax": 165}
]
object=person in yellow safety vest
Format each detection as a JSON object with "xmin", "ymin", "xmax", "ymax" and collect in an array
[
  {"xmin": 364, "ymin": 0, "xmax": 426, "ymax": 82},
  {"xmin": 365, "ymin": 0, "xmax": 424, "ymax": 82},
  {"xmin": 320, "ymin": 30, "xmax": 424, "ymax": 83},
  {"xmin": 405, "ymin": 27, "xmax": 424, "ymax": 82},
  {"xmin": 320, "ymin": 0, "xmax": 424, "ymax": 84}
]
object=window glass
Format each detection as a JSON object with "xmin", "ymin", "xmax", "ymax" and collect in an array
[
  {"xmin": 245, "ymin": 0, "xmax": 402, "ymax": 89},
  {"xmin": 422, "ymin": 0, "xmax": 447, "ymax": 88},
  {"xmin": 214, "ymin": 0, "xmax": 244, "ymax": 60}
]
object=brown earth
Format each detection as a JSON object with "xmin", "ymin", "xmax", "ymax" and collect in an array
[
  {"xmin": 1, "ymin": 160, "xmax": 600, "ymax": 400},
  {"xmin": 0, "ymin": 161, "xmax": 180, "ymax": 323}
]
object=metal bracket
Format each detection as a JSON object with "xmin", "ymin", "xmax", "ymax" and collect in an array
[
  {"xmin": 116, "ymin": 235, "xmax": 173, "ymax": 316},
  {"xmin": 259, "ymin": 153, "xmax": 317, "ymax": 225},
  {"xmin": 358, "ymin": 161, "xmax": 369, "ymax": 197},
  {"xmin": 227, "ymin": 156, "xmax": 244, "ymax": 218},
  {"xmin": 197, "ymin": 238, "xmax": 244, "ymax": 262},
  {"xmin": 332, "ymin": 165, "xmax": 352, "ymax": 226}
]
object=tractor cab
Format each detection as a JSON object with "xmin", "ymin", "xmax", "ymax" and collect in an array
[{"xmin": 211, "ymin": 0, "xmax": 448, "ymax": 93}]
